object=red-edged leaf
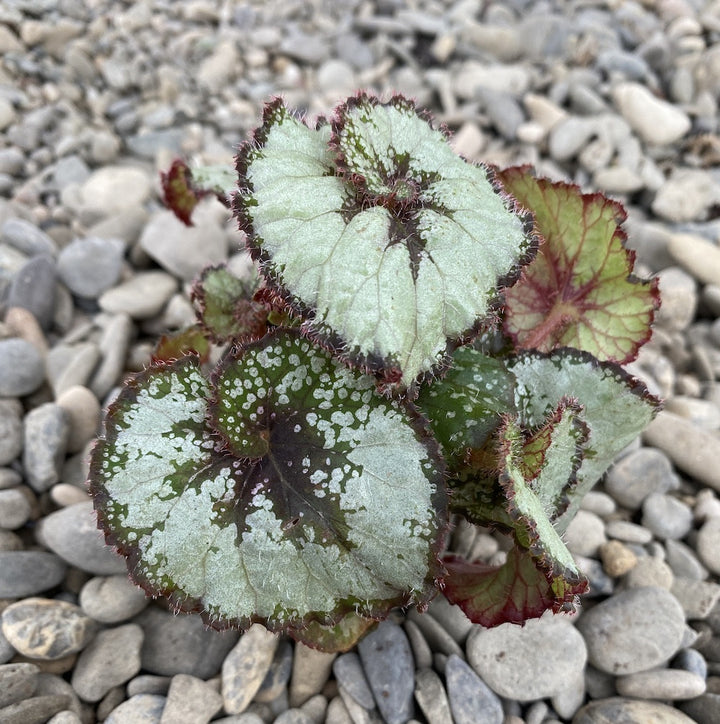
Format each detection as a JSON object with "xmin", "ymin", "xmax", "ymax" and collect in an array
[
  {"xmin": 498, "ymin": 166, "xmax": 660, "ymax": 364},
  {"xmin": 161, "ymin": 160, "xmax": 234, "ymax": 226},
  {"xmin": 152, "ymin": 325, "xmax": 210, "ymax": 363},
  {"xmin": 443, "ymin": 547, "xmax": 587, "ymax": 628},
  {"xmin": 288, "ymin": 611, "xmax": 378, "ymax": 653}
]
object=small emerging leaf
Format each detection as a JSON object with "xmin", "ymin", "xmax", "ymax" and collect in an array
[
  {"xmin": 152, "ymin": 325, "xmax": 210, "ymax": 364},
  {"xmin": 499, "ymin": 166, "xmax": 660, "ymax": 364},
  {"xmin": 161, "ymin": 160, "xmax": 234, "ymax": 226},
  {"xmin": 290, "ymin": 611, "xmax": 378, "ymax": 653},
  {"xmin": 236, "ymin": 95, "xmax": 535, "ymax": 389}
]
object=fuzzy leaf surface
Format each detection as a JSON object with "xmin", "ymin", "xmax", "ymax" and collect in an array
[
  {"xmin": 499, "ymin": 166, "xmax": 659, "ymax": 364},
  {"xmin": 161, "ymin": 161, "xmax": 234, "ymax": 226},
  {"xmin": 90, "ymin": 331, "xmax": 447, "ymax": 644},
  {"xmin": 152, "ymin": 325, "xmax": 210, "ymax": 363},
  {"xmin": 237, "ymin": 95, "xmax": 534, "ymax": 388},
  {"xmin": 508, "ymin": 349, "xmax": 661, "ymax": 532}
]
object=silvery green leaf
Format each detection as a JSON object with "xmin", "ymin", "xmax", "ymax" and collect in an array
[{"xmin": 236, "ymin": 95, "xmax": 535, "ymax": 389}]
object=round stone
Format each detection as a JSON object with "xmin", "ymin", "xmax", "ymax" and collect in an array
[
  {"xmin": 56, "ymin": 385, "xmax": 101, "ymax": 454},
  {"xmin": 467, "ymin": 615, "xmax": 587, "ymax": 700},
  {"xmin": 574, "ymin": 696, "xmax": 696, "ymax": 723},
  {"xmin": 641, "ymin": 493, "xmax": 693, "ymax": 540},
  {"xmin": 1, "ymin": 598, "xmax": 97, "ymax": 660},
  {"xmin": 0, "ymin": 551, "xmax": 66, "ymax": 598},
  {"xmin": 0, "ymin": 338, "xmax": 45, "ymax": 397},
  {"xmin": 7, "ymin": 256, "xmax": 58, "ymax": 330},
  {"xmin": 79, "ymin": 575, "xmax": 148, "ymax": 623},
  {"xmin": 22, "ymin": 403, "xmax": 70, "ymax": 492},
  {"xmin": 57, "ymin": 236, "xmax": 125, "ymax": 299},
  {"xmin": 0, "ymin": 662, "xmax": 40, "ymax": 708},
  {"xmin": 79, "ymin": 166, "xmax": 152, "ymax": 216},
  {"xmin": 0, "ymin": 399, "xmax": 23, "ymax": 466},
  {"xmin": 576, "ymin": 586, "xmax": 686, "ymax": 675},
  {"xmin": 616, "ymin": 669, "xmax": 707, "ymax": 700},
  {"xmin": 0, "ymin": 487, "xmax": 32, "ymax": 530}
]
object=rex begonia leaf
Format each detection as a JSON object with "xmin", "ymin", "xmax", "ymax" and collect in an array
[
  {"xmin": 290, "ymin": 611, "xmax": 378, "ymax": 653},
  {"xmin": 416, "ymin": 346, "xmax": 516, "ymax": 469},
  {"xmin": 90, "ymin": 330, "xmax": 447, "ymax": 644},
  {"xmin": 152, "ymin": 324, "xmax": 210, "ymax": 364},
  {"xmin": 161, "ymin": 160, "xmax": 234, "ymax": 226},
  {"xmin": 235, "ymin": 94, "xmax": 535, "ymax": 389},
  {"xmin": 498, "ymin": 166, "xmax": 659, "ymax": 364},
  {"xmin": 508, "ymin": 349, "xmax": 661, "ymax": 533},
  {"xmin": 190, "ymin": 264, "xmax": 268, "ymax": 343}
]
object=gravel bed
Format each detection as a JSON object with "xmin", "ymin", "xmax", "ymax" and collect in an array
[{"xmin": 1, "ymin": 1, "xmax": 720, "ymax": 723}]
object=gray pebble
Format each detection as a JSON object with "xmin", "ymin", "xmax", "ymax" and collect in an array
[
  {"xmin": 7, "ymin": 255, "xmax": 57, "ymax": 329},
  {"xmin": 641, "ymin": 493, "xmax": 693, "ymax": 540},
  {"xmin": 0, "ymin": 551, "xmax": 66, "ymax": 597},
  {"xmin": 0, "ymin": 662, "xmax": 40, "ymax": 708},
  {"xmin": 289, "ymin": 642, "xmax": 336, "ymax": 707},
  {"xmin": 467, "ymin": 615, "xmax": 586, "ymax": 700},
  {"xmin": 56, "ymin": 385, "xmax": 101, "ymax": 454},
  {"xmin": 666, "ymin": 539, "xmax": 708, "ymax": 580},
  {"xmin": 47, "ymin": 713, "xmax": 82, "ymax": 724},
  {"xmin": 78, "ymin": 166, "xmax": 152, "ymax": 218},
  {"xmin": 403, "ymin": 620, "xmax": 433, "ymax": 670},
  {"xmin": 338, "ymin": 686, "xmax": 376, "ymax": 724},
  {"xmin": 697, "ymin": 517, "xmax": 720, "ymax": 575},
  {"xmin": 414, "ymin": 667, "xmax": 452, "ymax": 724},
  {"xmin": 1, "ymin": 218, "xmax": 57, "ymax": 257},
  {"xmin": 126, "ymin": 675, "xmax": 171, "ymax": 697},
  {"xmin": 99, "ymin": 271, "xmax": 177, "ymax": 320},
  {"xmin": 57, "ymin": 236, "xmax": 124, "ymax": 299},
  {"xmin": 624, "ymin": 556, "xmax": 674, "ymax": 590},
  {"xmin": 325, "ymin": 697, "xmax": 353, "ymax": 724},
  {"xmin": 36, "ymin": 501, "xmax": 126, "ymax": 575},
  {"xmin": 71, "ymin": 623, "xmax": 143, "ymax": 702},
  {"xmin": 679, "ymin": 693, "xmax": 720, "ymax": 724},
  {"xmin": 46, "ymin": 342, "xmax": 101, "ymax": 398},
  {"xmin": 0, "ymin": 487, "xmax": 31, "ymax": 530},
  {"xmin": 0, "ymin": 149, "xmax": 25, "ymax": 177},
  {"xmin": 79, "ymin": 574, "xmax": 148, "ymax": 623},
  {"xmin": 671, "ymin": 577, "xmax": 720, "ymax": 620},
  {"xmin": 0, "ymin": 338, "xmax": 45, "ymax": 397},
  {"xmin": 333, "ymin": 652, "xmax": 375, "ymax": 709},
  {"xmin": 0, "ymin": 694, "xmax": 72, "ymax": 724},
  {"xmin": 445, "ymin": 654, "xmax": 502, "ymax": 724},
  {"xmin": 0, "ymin": 399, "xmax": 23, "ymax": 466},
  {"xmin": 222, "ymin": 624, "xmax": 279, "ymax": 715},
  {"xmin": 616, "ymin": 669, "xmax": 707, "ymax": 700},
  {"xmin": 137, "ymin": 606, "xmax": 238, "ymax": 679},
  {"xmin": 656, "ymin": 267, "xmax": 698, "ymax": 332},
  {"xmin": 476, "ymin": 88, "xmax": 525, "ymax": 140},
  {"xmin": 358, "ymin": 621, "xmax": 414, "ymax": 724},
  {"xmin": 274, "ymin": 711, "xmax": 313, "ymax": 724},
  {"xmin": 672, "ymin": 648, "xmax": 707, "ymax": 679},
  {"xmin": 604, "ymin": 519, "xmax": 653, "ymax": 545},
  {"xmin": 574, "ymin": 697, "xmax": 697, "ymax": 723},
  {"xmin": 605, "ymin": 447, "xmax": 679, "ymax": 509},
  {"xmin": 564, "ymin": 510, "xmax": 607, "ymax": 557},
  {"xmin": 254, "ymin": 638, "xmax": 293, "ymax": 703},
  {"xmin": 1, "ymin": 597, "xmax": 97, "ymax": 660},
  {"xmin": 576, "ymin": 586, "xmax": 686, "ymax": 675},
  {"xmin": 90, "ymin": 312, "xmax": 133, "ymax": 399},
  {"xmin": 159, "ymin": 674, "xmax": 223, "ymax": 724},
  {"xmin": 23, "ymin": 403, "xmax": 69, "ymax": 492},
  {"xmin": 104, "ymin": 694, "xmax": 165, "ymax": 724},
  {"xmin": 406, "ymin": 609, "xmax": 464, "ymax": 659}
]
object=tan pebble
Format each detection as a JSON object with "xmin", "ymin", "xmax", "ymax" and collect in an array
[
  {"xmin": 50, "ymin": 483, "xmax": 89, "ymax": 507},
  {"xmin": 600, "ymin": 540, "xmax": 638, "ymax": 577},
  {"xmin": 55, "ymin": 385, "xmax": 100, "ymax": 453},
  {"xmin": 4, "ymin": 307, "xmax": 49, "ymax": 356}
]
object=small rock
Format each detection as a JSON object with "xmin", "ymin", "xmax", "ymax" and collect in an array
[
  {"xmin": 574, "ymin": 697, "xmax": 697, "ymax": 723},
  {"xmin": 667, "ymin": 232, "xmax": 720, "ymax": 287},
  {"xmin": 564, "ymin": 510, "xmax": 607, "ymax": 557},
  {"xmin": 160, "ymin": 674, "xmax": 223, "ymax": 723},
  {"xmin": 548, "ymin": 117, "xmax": 598, "ymax": 162},
  {"xmin": 23, "ymin": 404, "xmax": 70, "ymax": 492},
  {"xmin": 1, "ymin": 218, "xmax": 57, "ymax": 257},
  {"xmin": 332, "ymin": 653, "xmax": 374, "ymax": 709},
  {"xmin": 600, "ymin": 540, "xmax": 638, "ymax": 577},
  {"xmin": 47, "ymin": 343, "xmax": 101, "ymax": 398},
  {"xmin": 104, "ymin": 694, "xmax": 165, "ymax": 724},
  {"xmin": 453, "ymin": 61, "xmax": 531, "ymax": 99},
  {"xmin": 605, "ymin": 447, "xmax": 679, "ymax": 509},
  {"xmin": 57, "ymin": 237, "xmax": 124, "ymax": 299},
  {"xmin": 616, "ymin": 669, "xmax": 707, "ymax": 700},
  {"xmin": 0, "ymin": 487, "xmax": 31, "ymax": 531},
  {"xmin": 426, "ymin": 595, "xmax": 474, "ymax": 645},
  {"xmin": 656, "ymin": 267, "xmax": 698, "ymax": 331},
  {"xmin": 445, "ymin": 654, "xmax": 503, "ymax": 724},
  {"xmin": 357, "ymin": 621, "xmax": 414, "ymax": 724},
  {"xmin": 0, "ymin": 694, "xmax": 72, "ymax": 724},
  {"xmin": 697, "ymin": 517, "xmax": 720, "ymax": 575},
  {"xmin": 576, "ymin": 586, "xmax": 686, "ymax": 675},
  {"xmin": 467, "ymin": 614, "xmax": 586, "ymax": 700},
  {"xmin": 641, "ymin": 493, "xmax": 693, "ymax": 540},
  {"xmin": 1, "ymin": 598, "xmax": 97, "ymax": 660},
  {"xmin": 254, "ymin": 638, "xmax": 293, "ymax": 703},
  {"xmin": 403, "ymin": 620, "xmax": 433, "ymax": 670},
  {"xmin": 612, "ymin": 82, "xmax": 691, "ymax": 145},
  {"xmin": 273, "ymin": 710, "xmax": 313, "ymax": 724},
  {"xmin": 56, "ymin": 385, "xmax": 100, "ymax": 454},
  {"xmin": 289, "ymin": 643, "xmax": 336, "ymax": 707},
  {"xmin": 624, "ymin": 557, "xmax": 674, "ymax": 590},
  {"xmin": 0, "ymin": 551, "xmax": 66, "ymax": 597},
  {"xmin": 99, "ymin": 272, "xmax": 177, "ymax": 319},
  {"xmin": 36, "ymin": 501, "xmax": 126, "ymax": 575},
  {"xmin": 222, "ymin": 624, "xmax": 279, "ymax": 715},
  {"xmin": 666, "ymin": 539, "xmax": 708, "ymax": 581},
  {"xmin": 137, "ymin": 606, "xmax": 238, "ymax": 679},
  {"xmin": 7, "ymin": 256, "xmax": 57, "ymax": 329},
  {"xmin": 90, "ymin": 313, "xmax": 133, "ymax": 399},
  {"xmin": 671, "ymin": 577, "xmax": 720, "ymax": 620},
  {"xmin": 0, "ymin": 338, "xmax": 45, "ymax": 397},
  {"xmin": 79, "ymin": 574, "xmax": 148, "ymax": 623},
  {"xmin": 0, "ymin": 662, "xmax": 40, "ymax": 708},
  {"xmin": 654, "ymin": 173, "xmax": 720, "ymax": 223},
  {"xmin": 673, "ymin": 648, "xmax": 707, "ymax": 679},
  {"xmin": 78, "ymin": 166, "xmax": 152, "ymax": 217},
  {"xmin": 604, "ymin": 519, "xmax": 653, "ymax": 545},
  {"xmin": 139, "ymin": 201, "xmax": 228, "ymax": 281},
  {"xmin": 414, "ymin": 668, "xmax": 452, "ymax": 724},
  {"xmin": 679, "ymin": 693, "xmax": 720, "ymax": 724},
  {"xmin": 71, "ymin": 624, "xmax": 143, "ymax": 702},
  {"xmin": 406, "ymin": 609, "xmax": 464, "ymax": 659}
]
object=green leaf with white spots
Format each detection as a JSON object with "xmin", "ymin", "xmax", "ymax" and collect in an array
[
  {"xmin": 508, "ymin": 350, "xmax": 661, "ymax": 533},
  {"xmin": 416, "ymin": 346, "xmax": 516, "ymax": 469},
  {"xmin": 90, "ymin": 331, "xmax": 447, "ymax": 644},
  {"xmin": 236, "ymin": 94, "xmax": 536, "ymax": 389}
]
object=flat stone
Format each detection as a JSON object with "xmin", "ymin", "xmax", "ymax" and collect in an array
[
  {"xmin": 467, "ymin": 614, "xmax": 586, "ymax": 700},
  {"xmin": 445, "ymin": 655, "xmax": 502, "ymax": 724},
  {"xmin": 414, "ymin": 667, "xmax": 452, "ymax": 724},
  {"xmin": 36, "ymin": 501, "xmax": 127, "ymax": 575},
  {"xmin": 137, "ymin": 606, "xmax": 238, "ymax": 679},
  {"xmin": 0, "ymin": 487, "xmax": 31, "ymax": 531},
  {"xmin": 697, "ymin": 517, "xmax": 720, "ymax": 575},
  {"xmin": 575, "ymin": 697, "xmax": 697, "ymax": 723},
  {"xmin": 406, "ymin": 609, "xmax": 464, "ymax": 659},
  {"xmin": 23, "ymin": 403, "xmax": 69, "ymax": 492},
  {"xmin": 576, "ymin": 586, "xmax": 686, "ymax": 675},
  {"xmin": 0, "ymin": 694, "xmax": 72, "ymax": 724},
  {"xmin": 56, "ymin": 385, "xmax": 101, "ymax": 454},
  {"xmin": 160, "ymin": 674, "xmax": 223, "ymax": 723},
  {"xmin": 0, "ymin": 551, "xmax": 66, "ymax": 597},
  {"xmin": 7, "ymin": 256, "xmax": 57, "ymax": 329},
  {"xmin": 1, "ymin": 218, "xmax": 57, "ymax": 257},
  {"xmin": 616, "ymin": 669, "xmax": 707, "ymax": 700},
  {"xmin": 641, "ymin": 493, "xmax": 693, "ymax": 540},
  {"xmin": 79, "ymin": 166, "xmax": 152, "ymax": 216},
  {"xmin": 289, "ymin": 642, "xmax": 336, "ymax": 707},
  {"xmin": 656, "ymin": 267, "xmax": 698, "ymax": 332},
  {"xmin": 89, "ymin": 312, "xmax": 133, "ymax": 399},
  {"xmin": 79, "ymin": 574, "xmax": 149, "ymax": 623},
  {"xmin": 1, "ymin": 598, "xmax": 97, "ymax": 660},
  {"xmin": 104, "ymin": 694, "xmax": 165, "ymax": 723},
  {"xmin": 99, "ymin": 271, "xmax": 177, "ymax": 319},
  {"xmin": 254, "ymin": 638, "xmax": 293, "ymax": 703},
  {"xmin": 71, "ymin": 623, "xmax": 143, "ymax": 702},
  {"xmin": 333, "ymin": 653, "xmax": 374, "ymax": 709},
  {"xmin": 0, "ymin": 662, "xmax": 40, "ymax": 708},
  {"xmin": 624, "ymin": 556, "xmax": 674, "ymax": 590},
  {"xmin": 666, "ymin": 539, "xmax": 708, "ymax": 581},
  {"xmin": 222, "ymin": 624, "xmax": 279, "ymax": 715},
  {"xmin": 564, "ymin": 510, "xmax": 607, "ymax": 557},
  {"xmin": 47, "ymin": 342, "xmax": 101, "ymax": 397},
  {"xmin": 0, "ymin": 338, "xmax": 45, "ymax": 397},
  {"xmin": 679, "ymin": 693, "xmax": 720, "ymax": 723},
  {"xmin": 357, "ymin": 621, "xmax": 414, "ymax": 724},
  {"xmin": 653, "ymin": 174, "xmax": 720, "ymax": 223},
  {"xmin": 605, "ymin": 447, "xmax": 679, "ymax": 509},
  {"xmin": 0, "ymin": 399, "xmax": 23, "ymax": 467},
  {"xmin": 667, "ymin": 233, "xmax": 720, "ymax": 287},
  {"xmin": 57, "ymin": 236, "xmax": 124, "ymax": 299}
]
